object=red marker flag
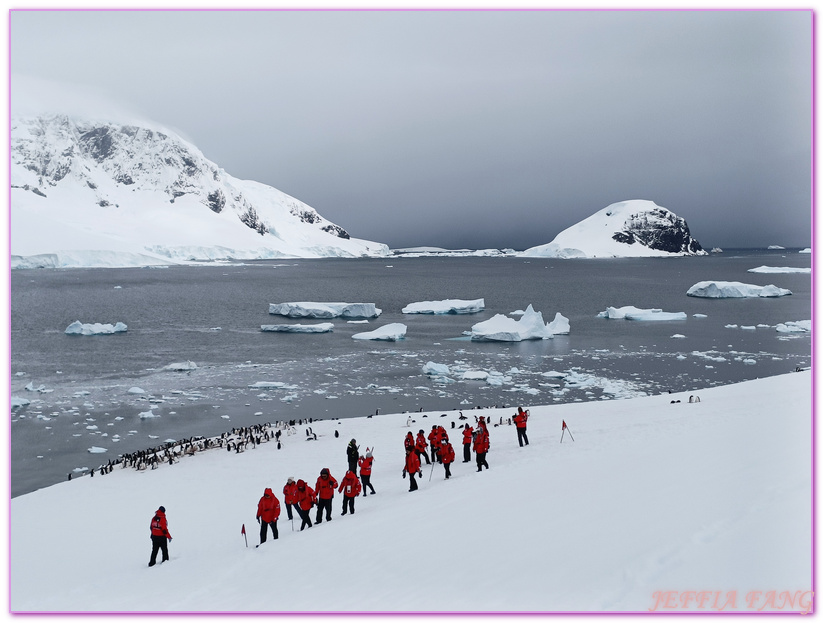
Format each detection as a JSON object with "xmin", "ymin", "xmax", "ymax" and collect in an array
[
  {"xmin": 562, "ymin": 420, "xmax": 567, "ymax": 430},
  {"xmin": 241, "ymin": 523, "xmax": 246, "ymax": 535},
  {"xmin": 241, "ymin": 523, "xmax": 248, "ymax": 547}
]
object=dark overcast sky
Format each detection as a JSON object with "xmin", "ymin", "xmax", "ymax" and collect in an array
[{"xmin": 10, "ymin": 9, "xmax": 812, "ymax": 250}]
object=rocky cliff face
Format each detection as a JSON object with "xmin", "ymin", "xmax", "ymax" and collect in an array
[
  {"xmin": 11, "ymin": 114, "xmax": 352, "ymax": 241},
  {"xmin": 611, "ymin": 207, "xmax": 703, "ymax": 254}
]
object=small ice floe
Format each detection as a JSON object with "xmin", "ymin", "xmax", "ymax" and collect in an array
[
  {"xmin": 11, "ymin": 396, "xmax": 30, "ymax": 409},
  {"xmin": 87, "ymin": 446, "xmax": 107, "ymax": 454},
  {"xmin": 352, "ymin": 323, "xmax": 407, "ymax": 341},
  {"xmin": 671, "ymin": 334, "xmax": 686, "ymax": 339},
  {"xmin": 260, "ymin": 323, "xmax": 334, "ymax": 333},
  {"xmin": 598, "ymin": 306, "xmax": 686, "ymax": 321},
  {"xmin": 164, "ymin": 361, "xmax": 197, "ymax": 371},
  {"xmin": 248, "ymin": 381, "xmax": 295, "ymax": 390},
  {"xmin": 65, "ymin": 321, "xmax": 127, "ymax": 335},
  {"xmin": 128, "ymin": 387, "xmax": 146, "ymax": 394},
  {"xmin": 776, "ymin": 320, "xmax": 811, "ymax": 333},
  {"xmin": 402, "ymin": 299, "xmax": 485, "ymax": 315},
  {"xmin": 139, "ymin": 410, "xmax": 160, "ymax": 419},
  {"xmin": 422, "ymin": 362, "xmax": 451, "ymax": 376},
  {"xmin": 686, "ymin": 281, "xmax": 792, "ymax": 298},
  {"xmin": 748, "ymin": 266, "xmax": 810, "ymax": 274}
]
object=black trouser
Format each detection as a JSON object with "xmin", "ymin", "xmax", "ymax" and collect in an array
[
  {"xmin": 284, "ymin": 502, "xmax": 295, "ymax": 521},
  {"xmin": 361, "ymin": 474, "xmax": 375, "ymax": 494},
  {"xmin": 259, "ymin": 519, "xmax": 278, "ymax": 543},
  {"xmin": 408, "ymin": 472, "xmax": 418, "ymax": 491},
  {"xmin": 341, "ymin": 496, "xmax": 355, "ymax": 514},
  {"xmin": 297, "ymin": 506, "xmax": 312, "ymax": 530},
  {"xmin": 348, "ymin": 460, "xmax": 358, "ymax": 473},
  {"xmin": 463, "ymin": 443, "xmax": 471, "ymax": 462},
  {"xmin": 149, "ymin": 535, "xmax": 169, "ymax": 566},
  {"xmin": 517, "ymin": 427, "xmax": 529, "ymax": 447},
  {"xmin": 476, "ymin": 452, "xmax": 489, "ymax": 471},
  {"xmin": 316, "ymin": 498, "xmax": 333, "ymax": 522},
  {"xmin": 444, "ymin": 462, "xmax": 452, "ymax": 479},
  {"xmin": 416, "ymin": 449, "xmax": 431, "ymax": 464}
]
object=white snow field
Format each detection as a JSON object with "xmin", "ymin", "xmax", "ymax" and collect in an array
[{"xmin": 10, "ymin": 371, "xmax": 811, "ymax": 613}]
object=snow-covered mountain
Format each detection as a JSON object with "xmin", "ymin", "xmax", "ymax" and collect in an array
[
  {"xmin": 521, "ymin": 200, "xmax": 706, "ymax": 259},
  {"xmin": 11, "ymin": 114, "xmax": 389, "ymax": 267}
]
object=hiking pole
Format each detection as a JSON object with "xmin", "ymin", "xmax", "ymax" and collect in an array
[{"xmin": 429, "ymin": 458, "xmax": 436, "ymax": 481}]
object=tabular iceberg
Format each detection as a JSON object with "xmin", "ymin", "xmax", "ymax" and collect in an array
[
  {"xmin": 260, "ymin": 323, "xmax": 334, "ymax": 333},
  {"xmin": 269, "ymin": 302, "xmax": 381, "ymax": 318},
  {"xmin": 776, "ymin": 320, "xmax": 811, "ymax": 333},
  {"xmin": 402, "ymin": 299, "xmax": 485, "ymax": 314},
  {"xmin": 65, "ymin": 320, "xmax": 127, "ymax": 335},
  {"xmin": 597, "ymin": 306, "xmax": 687, "ymax": 321},
  {"xmin": 352, "ymin": 323, "xmax": 407, "ymax": 341},
  {"xmin": 748, "ymin": 266, "xmax": 811, "ymax": 274},
  {"xmin": 471, "ymin": 305, "xmax": 569, "ymax": 341},
  {"xmin": 686, "ymin": 281, "xmax": 792, "ymax": 298}
]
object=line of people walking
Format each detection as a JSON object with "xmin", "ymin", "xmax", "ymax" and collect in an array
[{"xmin": 148, "ymin": 407, "xmax": 531, "ymax": 563}]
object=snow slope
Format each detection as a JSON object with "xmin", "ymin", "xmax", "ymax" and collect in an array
[
  {"xmin": 521, "ymin": 200, "xmax": 706, "ymax": 259},
  {"xmin": 11, "ymin": 114, "xmax": 389, "ymax": 266},
  {"xmin": 10, "ymin": 371, "xmax": 811, "ymax": 613}
]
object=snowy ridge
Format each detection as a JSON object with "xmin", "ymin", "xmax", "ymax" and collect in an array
[
  {"xmin": 521, "ymin": 200, "xmax": 706, "ymax": 259},
  {"xmin": 11, "ymin": 114, "xmax": 389, "ymax": 265},
  {"xmin": 10, "ymin": 371, "xmax": 811, "ymax": 612}
]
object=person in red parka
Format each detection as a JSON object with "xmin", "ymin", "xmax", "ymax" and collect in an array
[
  {"xmin": 404, "ymin": 431, "xmax": 415, "ymax": 453},
  {"xmin": 428, "ymin": 426, "xmax": 442, "ymax": 463},
  {"xmin": 513, "ymin": 406, "xmax": 530, "ymax": 447},
  {"xmin": 474, "ymin": 419, "xmax": 490, "ymax": 472},
  {"xmin": 403, "ymin": 446, "xmax": 422, "ymax": 492},
  {"xmin": 295, "ymin": 479, "xmax": 316, "ymax": 530},
  {"xmin": 314, "ymin": 468, "xmax": 338, "ymax": 524},
  {"xmin": 441, "ymin": 439, "xmax": 455, "ymax": 479},
  {"xmin": 256, "ymin": 487, "xmax": 281, "ymax": 545},
  {"xmin": 415, "ymin": 430, "xmax": 431, "ymax": 465},
  {"xmin": 358, "ymin": 448, "xmax": 376, "ymax": 495},
  {"xmin": 283, "ymin": 477, "xmax": 298, "ymax": 521},
  {"xmin": 462, "ymin": 423, "xmax": 474, "ymax": 463},
  {"xmin": 148, "ymin": 505, "xmax": 172, "ymax": 567},
  {"xmin": 338, "ymin": 470, "xmax": 362, "ymax": 515}
]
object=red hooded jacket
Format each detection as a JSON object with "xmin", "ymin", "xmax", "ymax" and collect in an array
[
  {"xmin": 283, "ymin": 480, "xmax": 299, "ymax": 505},
  {"xmin": 404, "ymin": 450, "xmax": 421, "ymax": 475},
  {"xmin": 441, "ymin": 442, "xmax": 455, "ymax": 464},
  {"xmin": 257, "ymin": 488, "xmax": 281, "ymax": 523},
  {"xmin": 150, "ymin": 509, "xmax": 172, "ymax": 539},
  {"xmin": 296, "ymin": 480, "xmax": 316, "ymax": 510},
  {"xmin": 338, "ymin": 471, "xmax": 362, "ymax": 498},
  {"xmin": 415, "ymin": 432, "xmax": 428, "ymax": 451},
  {"xmin": 315, "ymin": 469, "xmax": 338, "ymax": 500},
  {"xmin": 474, "ymin": 426, "xmax": 490, "ymax": 453},
  {"xmin": 462, "ymin": 426, "xmax": 474, "ymax": 444},
  {"xmin": 358, "ymin": 455, "xmax": 373, "ymax": 476}
]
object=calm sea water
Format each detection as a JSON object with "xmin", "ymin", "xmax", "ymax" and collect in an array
[{"xmin": 10, "ymin": 251, "xmax": 812, "ymax": 496}]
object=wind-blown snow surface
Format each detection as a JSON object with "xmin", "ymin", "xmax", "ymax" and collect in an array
[
  {"xmin": 11, "ymin": 114, "xmax": 389, "ymax": 266},
  {"xmin": 521, "ymin": 200, "xmax": 705, "ymax": 259},
  {"xmin": 11, "ymin": 372, "xmax": 811, "ymax": 613}
]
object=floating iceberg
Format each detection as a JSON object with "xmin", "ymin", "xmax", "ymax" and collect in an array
[
  {"xmin": 422, "ymin": 362, "xmax": 451, "ymax": 376},
  {"xmin": 352, "ymin": 323, "xmax": 407, "ymax": 341},
  {"xmin": 776, "ymin": 320, "xmax": 811, "ymax": 333},
  {"xmin": 260, "ymin": 323, "xmax": 334, "ymax": 333},
  {"xmin": 87, "ymin": 447, "xmax": 107, "ymax": 454},
  {"xmin": 402, "ymin": 299, "xmax": 485, "ymax": 314},
  {"xmin": 597, "ymin": 306, "xmax": 686, "ymax": 321},
  {"xmin": 268, "ymin": 302, "xmax": 381, "ymax": 318},
  {"xmin": 471, "ymin": 305, "xmax": 568, "ymax": 341},
  {"xmin": 686, "ymin": 281, "xmax": 792, "ymax": 298},
  {"xmin": 748, "ymin": 266, "xmax": 811, "ymax": 274},
  {"xmin": 164, "ymin": 361, "xmax": 198, "ymax": 371},
  {"xmin": 11, "ymin": 396, "xmax": 30, "ymax": 409},
  {"xmin": 65, "ymin": 321, "xmax": 127, "ymax": 335}
]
